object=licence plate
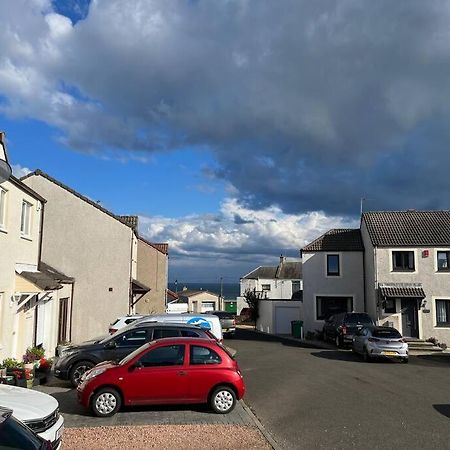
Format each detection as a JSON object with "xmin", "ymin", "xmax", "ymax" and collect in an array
[
  {"xmin": 383, "ymin": 351, "xmax": 397, "ymax": 356},
  {"xmin": 56, "ymin": 424, "xmax": 64, "ymax": 441}
]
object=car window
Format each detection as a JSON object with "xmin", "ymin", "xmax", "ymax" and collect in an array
[
  {"xmin": 181, "ymin": 329, "xmax": 201, "ymax": 337},
  {"xmin": 345, "ymin": 314, "xmax": 373, "ymax": 324},
  {"xmin": 138, "ymin": 344, "xmax": 185, "ymax": 367},
  {"xmin": 153, "ymin": 328, "xmax": 181, "ymax": 339},
  {"xmin": 373, "ymin": 329, "xmax": 402, "ymax": 339},
  {"xmin": 0, "ymin": 415, "xmax": 43, "ymax": 450},
  {"xmin": 114, "ymin": 329, "xmax": 147, "ymax": 347},
  {"xmin": 190, "ymin": 345, "xmax": 222, "ymax": 365}
]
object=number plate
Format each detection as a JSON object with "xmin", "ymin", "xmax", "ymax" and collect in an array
[{"xmin": 382, "ymin": 351, "xmax": 397, "ymax": 356}]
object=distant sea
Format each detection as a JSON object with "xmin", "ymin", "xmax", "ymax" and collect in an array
[{"xmin": 168, "ymin": 282, "xmax": 240, "ymax": 300}]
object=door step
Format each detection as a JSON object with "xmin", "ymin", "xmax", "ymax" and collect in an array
[{"xmin": 404, "ymin": 338, "xmax": 444, "ymax": 352}]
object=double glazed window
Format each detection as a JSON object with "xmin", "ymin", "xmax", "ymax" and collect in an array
[
  {"xmin": 384, "ymin": 298, "xmax": 397, "ymax": 314},
  {"xmin": 292, "ymin": 281, "xmax": 301, "ymax": 293},
  {"xmin": 327, "ymin": 254, "xmax": 340, "ymax": 276},
  {"xmin": 437, "ymin": 252, "xmax": 450, "ymax": 272},
  {"xmin": 261, "ymin": 284, "xmax": 271, "ymax": 291},
  {"xmin": 392, "ymin": 251, "xmax": 414, "ymax": 271},
  {"xmin": 20, "ymin": 200, "xmax": 32, "ymax": 237},
  {"xmin": 316, "ymin": 296, "xmax": 352, "ymax": 320},
  {"xmin": 436, "ymin": 300, "xmax": 450, "ymax": 327}
]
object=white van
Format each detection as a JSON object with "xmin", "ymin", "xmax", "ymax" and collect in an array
[{"xmin": 138, "ymin": 314, "xmax": 223, "ymax": 341}]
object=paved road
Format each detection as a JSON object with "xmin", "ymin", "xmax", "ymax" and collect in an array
[
  {"xmin": 233, "ymin": 329, "xmax": 450, "ymax": 450},
  {"xmin": 36, "ymin": 380, "xmax": 252, "ymax": 428}
]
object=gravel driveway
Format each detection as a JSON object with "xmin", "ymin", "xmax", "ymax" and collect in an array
[{"xmin": 63, "ymin": 424, "xmax": 271, "ymax": 449}]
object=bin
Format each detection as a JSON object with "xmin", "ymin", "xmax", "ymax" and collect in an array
[{"xmin": 291, "ymin": 320, "xmax": 303, "ymax": 339}]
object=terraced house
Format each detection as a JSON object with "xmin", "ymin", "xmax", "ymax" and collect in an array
[{"xmin": 302, "ymin": 211, "xmax": 450, "ymax": 346}]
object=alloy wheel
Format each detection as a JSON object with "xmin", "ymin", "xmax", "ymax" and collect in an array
[{"xmin": 214, "ymin": 390, "xmax": 234, "ymax": 412}]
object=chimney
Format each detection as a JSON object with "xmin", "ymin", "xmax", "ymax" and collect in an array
[{"xmin": 280, "ymin": 254, "xmax": 286, "ymax": 265}]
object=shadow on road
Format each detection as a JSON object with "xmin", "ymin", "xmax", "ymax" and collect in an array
[
  {"xmin": 433, "ymin": 404, "xmax": 450, "ymax": 418},
  {"xmin": 310, "ymin": 350, "xmax": 399, "ymax": 364},
  {"xmin": 416, "ymin": 354, "xmax": 450, "ymax": 365}
]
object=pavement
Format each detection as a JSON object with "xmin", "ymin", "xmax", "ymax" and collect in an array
[{"xmin": 233, "ymin": 328, "xmax": 450, "ymax": 450}]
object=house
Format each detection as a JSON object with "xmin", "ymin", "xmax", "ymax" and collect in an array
[
  {"xmin": 362, "ymin": 211, "xmax": 450, "ymax": 343},
  {"xmin": 134, "ymin": 237, "xmax": 169, "ymax": 314},
  {"xmin": 172, "ymin": 288, "xmax": 220, "ymax": 313},
  {"xmin": 21, "ymin": 170, "xmax": 149, "ymax": 344},
  {"xmin": 240, "ymin": 256, "xmax": 303, "ymax": 300},
  {"xmin": 301, "ymin": 229, "xmax": 365, "ymax": 335},
  {"xmin": 0, "ymin": 135, "xmax": 73, "ymax": 359}
]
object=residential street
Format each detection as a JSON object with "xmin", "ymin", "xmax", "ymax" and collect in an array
[{"xmin": 233, "ymin": 328, "xmax": 450, "ymax": 450}]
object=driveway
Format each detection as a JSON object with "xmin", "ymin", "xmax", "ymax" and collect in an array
[{"xmin": 233, "ymin": 328, "xmax": 450, "ymax": 450}]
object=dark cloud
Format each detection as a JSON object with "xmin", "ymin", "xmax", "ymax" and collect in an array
[{"xmin": 2, "ymin": 1, "xmax": 450, "ymax": 214}]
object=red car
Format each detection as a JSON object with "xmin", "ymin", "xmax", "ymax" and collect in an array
[{"xmin": 77, "ymin": 338, "xmax": 245, "ymax": 417}]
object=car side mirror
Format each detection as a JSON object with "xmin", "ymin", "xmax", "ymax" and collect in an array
[
  {"xmin": 105, "ymin": 341, "xmax": 117, "ymax": 349},
  {"xmin": 128, "ymin": 361, "xmax": 143, "ymax": 372}
]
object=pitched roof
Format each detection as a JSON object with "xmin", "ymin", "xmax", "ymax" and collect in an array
[
  {"xmin": 362, "ymin": 211, "xmax": 450, "ymax": 247},
  {"xmin": 19, "ymin": 262, "xmax": 74, "ymax": 291},
  {"xmin": 243, "ymin": 266, "xmax": 278, "ymax": 279},
  {"xmin": 243, "ymin": 261, "xmax": 302, "ymax": 280},
  {"xmin": 118, "ymin": 215, "xmax": 138, "ymax": 229},
  {"xmin": 6, "ymin": 175, "xmax": 46, "ymax": 203},
  {"xmin": 302, "ymin": 229, "xmax": 364, "ymax": 252},
  {"xmin": 379, "ymin": 285, "xmax": 425, "ymax": 299},
  {"xmin": 21, "ymin": 170, "xmax": 134, "ymax": 229},
  {"xmin": 138, "ymin": 236, "xmax": 169, "ymax": 255},
  {"xmin": 178, "ymin": 289, "xmax": 219, "ymax": 298}
]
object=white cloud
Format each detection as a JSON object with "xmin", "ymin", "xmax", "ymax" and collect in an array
[{"xmin": 11, "ymin": 164, "xmax": 31, "ymax": 178}]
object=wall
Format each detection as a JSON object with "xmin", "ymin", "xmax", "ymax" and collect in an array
[
  {"xmin": 240, "ymin": 277, "xmax": 302, "ymax": 300},
  {"xmin": 361, "ymin": 221, "xmax": 377, "ymax": 319},
  {"xmin": 186, "ymin": 292, "xmax": 219, "ymax": 312},
  {"xmin": 0, "ymin": 178, "xmax": 43, "ymax": 359},
  {"xmin": 257, "ymin": 300, "xmax": 303, "ymax": 334},
  {"xmin": 302, "ymin": 251, "xmax": 365, "ymax": 335},
  {"xmin": 23, "ymin": 175, "xmax": 132, "ymax": 344},
  {"xmin": 134, "ymin": 239, "xmax": 167, "ymax": 314}
]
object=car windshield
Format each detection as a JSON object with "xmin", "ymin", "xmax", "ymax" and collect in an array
[
  {"xmin": 345, "ymin": 314, "xmax": 373, "ymax": 324},
  {"xmin": 373, "ymin": 329, "xmax": 402, "ymax": 339},
  {"xmin": 119, "ymin": 341, "xmax": 154, "ymax": 365}
]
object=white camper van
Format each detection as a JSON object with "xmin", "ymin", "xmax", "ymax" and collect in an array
[{"xmin": 137, "ymin": 314, "xmax": 223, "ymax": 341}]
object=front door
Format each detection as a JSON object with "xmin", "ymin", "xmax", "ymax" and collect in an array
[{"xmin": 401, "ymin": 298, "xmax": 419, "ymax": 338}]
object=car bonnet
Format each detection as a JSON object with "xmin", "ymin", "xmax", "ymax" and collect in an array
[{"xmin": 0, "ymin": 384, "xmax": 58, "ymax": 421}]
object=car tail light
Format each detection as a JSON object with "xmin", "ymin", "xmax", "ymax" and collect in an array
[
  {"xmin": 368, "ymin": 337, "xmax": 380, "ymax": 342},
  {"xmin": 340, "ymin": 326, "xmax": 347, "ymax": 335}
]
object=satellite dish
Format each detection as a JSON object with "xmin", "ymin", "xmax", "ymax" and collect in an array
[{"xmin": 0, "ymin": 132, "xmax": 12, "ymax": 183}]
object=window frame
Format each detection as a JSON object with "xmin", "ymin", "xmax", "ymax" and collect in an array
[
  {"xmin": 435, "ymin": 299, "xmax": 450, "ymax": 328},
  {"xmin": 292, "ymin": 280, "xmax": 301, "ymax": 293},
  {"xmin": 315, "ymin": 296, "xmax": 353, "ymax": 321},
  {"xmin": 138, "ymin": 344, "xmax": 186, "ymax": 367},
  {"xmin": 391, "ymin": 250, "xmax": 415, "ymax": 272},
  {"xmin": 437, "ymin": 251, "xmax": 450, "ymax": 272},
  {"xmin": 20, "ymin": 200, "xmax": 32, "ymax": 237},
  {"xmin": 326, "ymin": 254, "xmax": 340, "ymax": 277},
  {"xmin": 0, "ymin": 187, "xmax": 7, "ymax": 230},
  {"xmin": 261, "ymin": 284, "xmax": 271, "ymax": 292},
  {"xmin": 384, "ymin": 298, "xmax": 397, "ymax": 314}
]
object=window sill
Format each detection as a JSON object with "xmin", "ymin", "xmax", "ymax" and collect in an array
[
  {"xmin": 436, "ymin": 270, "xmax": 450, "ymax": 273},
  {"xmin": 20, "ymin": 235, "xmax": 32, "ymax": 242},
  {"xmin": 391, "ymin": 270, "xmax": 415, "ymax": 273},
  {"xmin": 435, "ymin": 324, "xmax": 450, "ymax": 328}
]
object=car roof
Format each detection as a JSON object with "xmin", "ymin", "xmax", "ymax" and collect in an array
[
  {"xmin": 130, "ymin": 322, "xmax": 207, "ymax": 330},
  {"xmin": 153, "ymin": 337, "xmax": 218, "ymax": 345}
]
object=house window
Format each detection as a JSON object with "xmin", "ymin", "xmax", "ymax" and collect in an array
[
  {"xmin": 436, "ymin": 300, "xmax": 450, "ymax": 327},
  {"xmin": 437, "ymin": 252, "xmax": 450, "ymax": 272},
  {"xmin": 392, "ymin": 251, "xmax": 415, "ymax": 271},
  {"xmin": 327, "ymin": 254, "xmax": 340, "ymax": 276},
  {"xmin": 20, "ymin": 200, "xmax": 32, "ymax": 237},
  {"xmin": 261, "ymin": 284, "xmax": 271, "ymax": 291},
  {"xmin": 384, "ymin": 298, "xmax": 396, "ymax": 314},
  {"xmin": 316, "ymin": 296, "xmax": 353, "ymax": 320},
  {"xmin": 0, "ymin": 187, "xmax": 6, "ymax": 229},
  {"xmin": 292, "ymin": 281, "xmax": 301, "ymax": 293}
]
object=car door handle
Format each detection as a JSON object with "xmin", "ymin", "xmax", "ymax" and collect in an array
[{"xmin": 178, "ymin": 370, "xmax": 187, "ymax": 376}]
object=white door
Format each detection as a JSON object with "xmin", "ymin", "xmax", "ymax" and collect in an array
[{"xmin": 275, "ymin": 306, "xmax": 299, "ymax": 334}]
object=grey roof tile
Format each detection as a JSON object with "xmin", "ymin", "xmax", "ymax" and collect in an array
[{"xmin": 302, "ymin": 229, "xmax": 364, "ymax": 252}]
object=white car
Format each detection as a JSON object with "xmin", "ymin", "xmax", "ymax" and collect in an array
[
  {"xmin": 109, "ymin": 314, "xmax": 143, "ymax": 334},
  {"xmin": 0, "ymin": 384, "xmax": 64, "ymax": 448}
]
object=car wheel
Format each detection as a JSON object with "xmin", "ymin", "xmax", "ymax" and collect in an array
[
  {"xmin": 210, "ymin": 386, "xmax": 236, "ymax": 414},
  {"xmin": 363, "ymin": 348, "xmax": 371, "ymax": 362},
  {"xmin": 401, "ymin": 357, "xmax": 409, "ymax": 364},
  {"xmin": 70, "ymin": 361, "xmax": 95, "ymax": 387},
  {"xmin": 91, "ymin": 387, "xmax": 121, "ymax": 417}
]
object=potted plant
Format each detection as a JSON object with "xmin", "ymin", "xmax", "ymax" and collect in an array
[
  {"xmin": 23, "ymin": 347, "xmax": 46, "ymax": 387},
  {"xmin": 2, "ymin": 358, "xmax": 26, "ymax": 387}
]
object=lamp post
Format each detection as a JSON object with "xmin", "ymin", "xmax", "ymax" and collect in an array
[{"xmin": 0, "ymin": 132, "xmax": 12, "ymax": 183}]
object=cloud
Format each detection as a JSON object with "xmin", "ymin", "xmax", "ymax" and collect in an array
[
  {"xmin": 11, "ymin": 164, "xmax": 31, "ymax": 178},
  {"xmin": 139, "ymin": 198, "xmax": 356, "ymax": 281},
  {"xmin": 1, "ymin": 1, "xmax": 450, "ymax": 214}
]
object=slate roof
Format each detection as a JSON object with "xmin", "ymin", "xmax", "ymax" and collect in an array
[
  {"xmin": 363, "ymin": 211, "xmax": 450, "ymax": 247},
  {"xmin": 302, "ymin": 229, "xmax": 364, "ymax": 252},
  {"xmin": 243, "ymin": 266, "xmax": 278, "ymax": 279},
  {"xmin": 243, "ymin": 261, "xmax": 302, "ymax": 279},
  {"xmin": 139, "ymin": 237, "xmax": 169, "ymax": 255},
  {"xmin": 118, "ymin": 215, "xmax": 138, "ymax": 229},
  {"xmin": 379, "ymin": 285, "xmax": 426, "ymax": 299},
  {"xmin": 19, "ymin": 262, "xmax": 74, "ymax": 291}
]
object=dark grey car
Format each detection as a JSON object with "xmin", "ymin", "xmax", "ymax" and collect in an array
[
  {"xmin": 323, "ymin": 312, "xmax": 374, "ymax": 347},
  {"xmin": 53, "ymin": 322, "xmax": 214, "ymax": 386}
]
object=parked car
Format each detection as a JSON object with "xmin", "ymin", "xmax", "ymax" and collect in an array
[
  {"xmin": 54, "ymin": 322, "xmax": 216, "ymax": 386},
  {"xmin": 0, "ymin": 407, "xmax": 54, "ymax": 449},
  {"xmin": 323, "ymin": 312, "xmax": 374, "ymax": 347},
  {"xmin": 109, "ymin": 314, "xmax": 143, "ymax": 334},
  {"xmin": 352, "ymin": 326, "xmax": 409, "ymax": 363},
  {"xmin": 208, "ymin": 311, "xmax": 236, "ymax": 337},
  {"xmin": 137, "ymin": 314, "xmax": 223, "ymax": 341},
  {"xmin": 77, "ymin": 337, "xmax": 245, "ymax": 417},
  {"xmin": 0, "ymin": 384, "xmax": 64, "ymax": 448}
]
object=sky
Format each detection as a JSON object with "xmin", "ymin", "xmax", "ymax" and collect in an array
[{"xmin": 2, "ymin": 0, "xmax": 450, "ymax": 282}]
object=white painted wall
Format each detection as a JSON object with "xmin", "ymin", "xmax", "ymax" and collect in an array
[
  {"xmin": 240, "ymin": 277, "xmax": 303, "ymax": 299},
  {"xmin": 257, "ymin": 300, "xmax": 303, "ymax": 334}
]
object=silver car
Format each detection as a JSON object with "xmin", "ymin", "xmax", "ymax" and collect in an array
[{"xmin": 352, "ymin": 326, "xmax": 408, "ymax": 363}]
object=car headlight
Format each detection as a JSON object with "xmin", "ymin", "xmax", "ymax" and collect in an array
[
  {"xmin": 60, "ymin": 350, "xmax": 77, "ymax": 358},
  {"xmin": 83, "ymin": 367, "xmax": 107, "ymax": 382}
]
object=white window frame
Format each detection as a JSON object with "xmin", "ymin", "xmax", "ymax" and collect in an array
[
  {"xmin": 314, "ymin": 294, "xmax": 354, "ymax": 321},
  {"xmin": 433, "ymin": 297, "xmax": 450, "ymax": 329},
  {"xmin": 0, "ymin": 187, "xmax": 7, "ymax": 231},
  {"xmin": 325, "ymin": 252, "xmax": 343, "ymax": 278},
  {"xmin": 390, "ymin": 248, "xmax": 417, "ymax": 273},
  {"xmin": 20, "ymin": 200, "xmax": 32, "ymax": 238},
  {"xmin": 434, "ymin": 248, "xmax": 450, "ymax": 273}
]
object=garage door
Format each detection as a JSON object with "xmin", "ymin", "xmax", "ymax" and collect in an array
[{"xmin": 275, "ymin": 306, "xmax": 300, "ymax": 334}]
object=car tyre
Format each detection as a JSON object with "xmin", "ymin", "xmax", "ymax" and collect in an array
[
  {"xmin": 363, "ymin": 348, "xmax": 371, "ymax": 362},
  {"xmin": 210, "ymin": 386, "xmax": 236, "ymax": 414},
  {"xmin": 70, "ymin": 361, "xmax": 95, "ymax": 387},
  {"xmin": 401, "ymin": 357, "xmax": 409, "ymax": 364},
  {"xmin": 91, "ymin": 387, "xmax": 122, "ymax": 417}
]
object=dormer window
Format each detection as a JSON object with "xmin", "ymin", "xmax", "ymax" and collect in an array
[{"xmin": 392, "ymin": 251, "xmax": 414, "ymax": 272}]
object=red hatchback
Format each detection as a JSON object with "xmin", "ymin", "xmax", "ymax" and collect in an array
[{"xmin": 77, "ymin": 338, "xmax": 245, "ymax": 417}]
